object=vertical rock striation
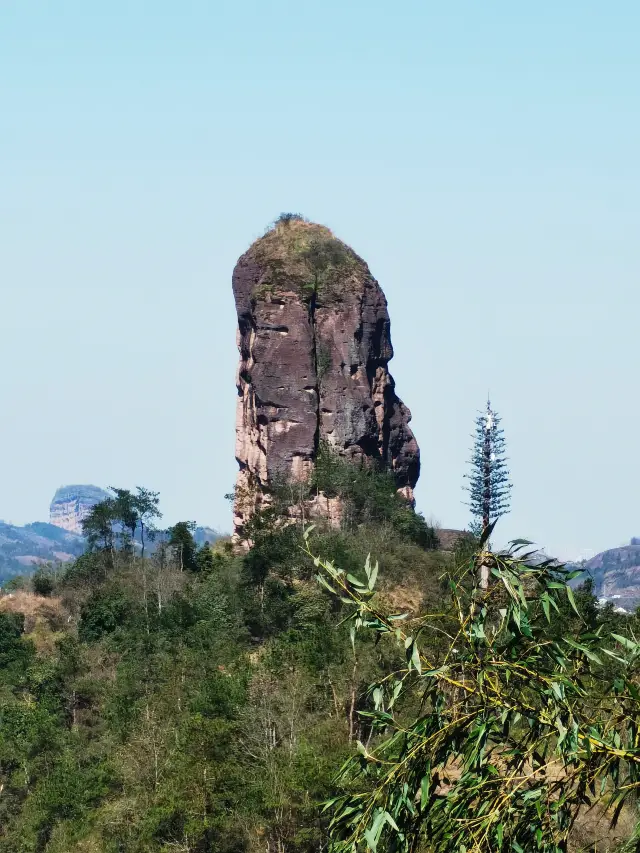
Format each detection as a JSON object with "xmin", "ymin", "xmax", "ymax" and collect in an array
[
  {"xmin": 232, "ymin": 217, "xmax": 419, "ymax": 534},
  {"xmin": 49, "ymin": 485, "xmax": 111, "ymax": 535}
]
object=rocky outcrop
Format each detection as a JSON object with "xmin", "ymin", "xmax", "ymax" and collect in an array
[
  {"xmin": 576, "ymin": 539, "xmax": 640, "ymax": 611},
  {"xmin": 232, "ymin": 216, "xmax": 420, "ymax": 533},
  {"xmin": 49, "ymin": 485, "xmax": 111, "ymax": 535}
]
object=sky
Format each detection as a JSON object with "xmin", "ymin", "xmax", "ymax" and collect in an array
[{"xmin": 1, "ymin": 1, "xmax": 639, "ymax": 559}]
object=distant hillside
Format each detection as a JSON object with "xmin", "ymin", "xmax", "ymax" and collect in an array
[
  {"xmin": 0, "ymin": 521, "xmax": 85, "ymax": 582},
  {"xmin": 0, "ymin": 518, "xmax": 221, "ymax": 584},
  {"xmin": 574, "ymin": 538, "xmax": 640, "ymax": 611}
]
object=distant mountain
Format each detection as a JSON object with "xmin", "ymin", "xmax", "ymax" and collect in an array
[
  {"xmin": 49, "ymin": 485, "xmax": 220, "ymax": 548},
  {"xmin": 50, "ymin": 484, "xmax": 112, "ymax": 535},
  {"xmin": 193, "ymin": 526, "xmax": 219, "ymax": 546},
  {"xmin": 0, "ymin": 521, "xmax": 85, "ymax": 582},
  {"xmin": 0, "ymin": 519, "xmax": 221, "ymax": 585},
  {"xmin": 0, "ymin": 482, "xmax": 222, "ymax": 584},
  {"xmin": 572, "ymin": 539, "xmax": 640, "ymax": 611}
]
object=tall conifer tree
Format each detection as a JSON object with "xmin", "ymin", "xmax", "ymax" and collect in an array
[{"xmin": 465, "ymin": 398, "xmax": 512, "ymax": 537}]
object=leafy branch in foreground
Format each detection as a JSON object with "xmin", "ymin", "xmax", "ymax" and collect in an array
[{"xmin": 306, "ymin": 526, "xmax": 640, "ymax": 853}]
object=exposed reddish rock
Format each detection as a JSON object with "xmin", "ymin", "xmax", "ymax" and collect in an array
[
  {"xmin": 436, "ymin": 529, "xmax": 472, "ymax": 552},
  {"xmin": 232, "ymin": 217, "xmax": 419, "ymax": 534}
]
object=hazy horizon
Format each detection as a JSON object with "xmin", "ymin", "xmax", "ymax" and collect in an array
[{"xmin": 2, "ymin": 2, "xmax": 639, "ymax": 560}]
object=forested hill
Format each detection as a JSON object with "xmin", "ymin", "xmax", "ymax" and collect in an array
[
  {"xmin": 0, "ymin": 459, "xmax": 447, "ymax": 851},
  {"xmin": 0, "ymin": 521, "xmax": 85, "ymax": 582},
  {"xmin": 0, "ymin": 458, "xmax": 638, "ymax": 852}
]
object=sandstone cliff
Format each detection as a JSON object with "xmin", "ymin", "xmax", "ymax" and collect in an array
[
  {"xmin": 49, "ymin": 485, "xmax": 111, "ymax": 535},
  {"xmin": 232, "ymin": 216, "xmax": 419, "ymax": 533}
]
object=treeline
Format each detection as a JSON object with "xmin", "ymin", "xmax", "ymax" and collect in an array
[{"xmin": 0, "ymin": 454, "xmax": 637, "ymax": 851}]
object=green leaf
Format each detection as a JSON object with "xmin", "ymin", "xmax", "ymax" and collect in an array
[
  {"xmin": 420, "ymin": 772, "xmax": 430, "ymax": 812},
  {"xmin": 316, "ymin": 575, "xmax": 338, "ymax": 595},
  {"xmin": 550, "ymin": 682, "xmax": 564, "ymax": 701},
  {"xmin": 364, "ymin": 828, "xmax": 377, "ymax": 852},
  {"xmin": 602, "ymin": 648, "xmax": 628, "ymax": 665},
  {"xmin": 384, "ymin": 811, "xmax": 399, "ymax": 831},
  {"xmin": 541, "ymin": 593, "xmax": 551, "ymax": 623},
  {"xmin": 565, "ymin": 569, "xmax": 585, "ymax": 581},
  {"xmin": 612, "ymin": 633, "xmax": 639, "ymax": 652},
  {"xmin": 479, "ymin": 520, "xmax": 497, "ymax": 548},
  {"xmin": 564, "ymin": 638, "xmax": 602, "ymax": 664},
  {"xmin": 566, "ymin": 584, "xmax": 580, "ymax": 616},
  {"xmin": 411, "ymin": 642, "xmax": 422, "ymax": 675}
]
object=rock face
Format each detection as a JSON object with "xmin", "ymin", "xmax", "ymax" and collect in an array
[
  {"xmin": 232, "ymin": 217, "xmax": 420, "ymax": 533},
  {"xmin": 577, "ymin": 539, "xmax": 640, "ymax": 611},
  {"xmin": 49, "ymin": 485, "xmax": 111, "ymax": 535}
]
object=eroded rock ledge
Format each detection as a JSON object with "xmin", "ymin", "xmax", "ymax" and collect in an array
[{"xmin": 232, "ymin": 216, "xmax": 420, "ymax": 535}]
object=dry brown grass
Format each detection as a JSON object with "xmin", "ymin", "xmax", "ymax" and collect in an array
[
  {"xmin": 252, "ymin": 216, "xmax": 336, "ymax": 262},
  {"xmin": 379, "ymin": 580, "xmax": 426, "ymax": 618},
  {"xmin": 247, "ymin": 216, "xmax": 364, "ymax": 299},
  {"xmin": 569, "ymin": 800, "xmax": 637, "ymax": 852},
  {"xmin": 0, "ymin": 591, "xmax": 70, "ymax": 652}
]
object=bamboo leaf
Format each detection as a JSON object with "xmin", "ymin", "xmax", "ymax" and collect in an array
[
  {"xmin": 411, "ymin": 642, "xmax": 422, "ymax": 675},
  {"xmin": 368, "ymin": 560, "xmax": 379, "ymax": 590},
  {"xmin": 566, "ymin": 584, "xmax": 580, "ymax": 616},
  {"xmin": 612, "ymin": 633, "xmax": 639, "ymax": 652}
]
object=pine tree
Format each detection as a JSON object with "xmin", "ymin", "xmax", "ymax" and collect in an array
[{"xmin": 465, "ymin": 398, "xmax": 512, "ymax": 537}]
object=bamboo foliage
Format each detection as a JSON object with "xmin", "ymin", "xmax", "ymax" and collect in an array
[{"xmin": 306, "ymin": 525, "xmax": 640, "ymax": 853}]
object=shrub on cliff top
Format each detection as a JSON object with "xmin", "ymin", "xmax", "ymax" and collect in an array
[
  {"xmin": 251, "ymin": 217, "xmax": 359, "ymax": 303},
  {"xmin": 275, "ymin": 212, "xmax": 306, "ymax": 225}
]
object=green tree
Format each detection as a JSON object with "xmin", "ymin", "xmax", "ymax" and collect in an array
[
  {"xmin": 110, "ymin": 486, "xmax": 161, "ymax": 557},
  {"xmin": 132, "ymin": 486, "xmax": 161, "ymax": 558},
  {"xmin": 167, "ymin": 521, "xmax": 198, "ymax": 572},
  {"xmin": 310, "ymin": 527, "xmax": 640, "ymax": 853},
  {"xmin": 195, "ymin": 542, "xmax": 218, "ymax": 574},
  {"xmin": 81, "ymin": 497, "xmax": 116, "ymax": 554},
  {"xmin": 32, "ymin": 569, "xmax": 54, "ymax": 597},
  {"xmin": 465, "ymin": 399, "xmax": 512, "ymax": 536}
]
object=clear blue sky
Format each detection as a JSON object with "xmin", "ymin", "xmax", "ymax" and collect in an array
[{"xmin": 1, "ymin": 1, "xmax": 638, "ymax": 559}]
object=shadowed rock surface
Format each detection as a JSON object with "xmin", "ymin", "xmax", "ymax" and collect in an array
[{"xmin": 232, "ymin": 216, "xmax": 420, "ymax": 532}]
